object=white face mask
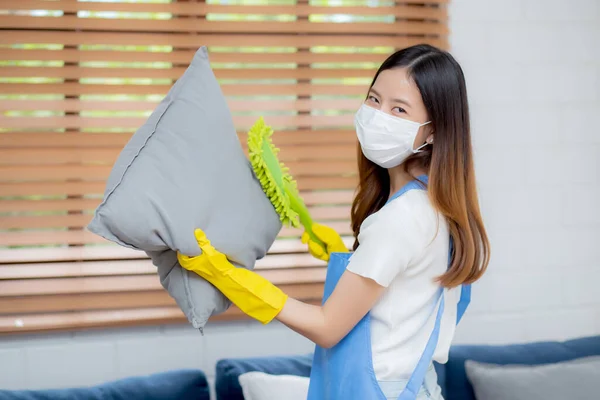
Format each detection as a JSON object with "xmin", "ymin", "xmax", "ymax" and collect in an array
[{"xmin": 354, "ymin": 104, "xmax": 432, "ymax": 169}]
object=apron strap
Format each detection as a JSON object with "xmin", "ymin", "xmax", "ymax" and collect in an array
[
  {"xmin": 389, "ymin": 175, "xmax": 471, "ymax": 399},
  {"xmin": 397, "ymin": 288, "xmax": 445, "ymax": 400},
  {"xmin": 449, "ymin": 238, "xmax": 471, "ymax": 324},
  {"xmin": 457, "ymin": 284, "xmax": 471, "ymax": 324},
  {"xmin": 395, "ymin": 284, "xmax": 470, "ymax": 400}
]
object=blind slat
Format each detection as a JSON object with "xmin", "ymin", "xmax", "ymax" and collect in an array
[
  {"xmin": 0, "ymin": 268, "xmax": 326, "ymax": 297},
  {"xmin": 2, "ymin": 66, "xmax": 377, "ymax": 80},
  {"xmin": 0, "ymin": 191, "xmax": 354, "ymax": 213},
  {"xmin": 1, "ymin": 99, "xmax": 362, "ymax": 113},
  {"xmin": 3, "ymin": 160, "xmax": 356, "ymax": 181},
  {"xmin": 1, "ymin": 283, "xmax": 325, "ymax": 315},
  {"xmin": 0, "ymin": 237, "xmax": 355, "ymax": 264},
  {"xmin": 0, "ymin": 145, "xmax": 357, "ymax": 166},
  {"xmin": 1, "ymin": 130, "xmax": 357, "ymax": 148},
  {"xmin": 0, "ymin": 30, "xmax": 447, "ymax": 48},
  {"xmin": 1, "ymin": 292, "xmax": 176, "ymax": 314},
  {"xmin": 1, "ymin": 206, "xmax": 350, "ymax": 230},
  {"xmin": 1, "ymin": 177, "xmax": 357, "ymax": 198},
  {"xmin": 0, "ymin": 16, "xmax": 447, "ymax": 35},
  {"xmin": 0, "ymin": 307, "xmax": 188, "ymax": 334},
  {"xmin": 0, "ymin": 300, "xmax": 325, "ymax": 334},
  {"xmin": 0, "ymin": 115, "xmax": 355, "ymax": 129},
  {"xmin": 0, "ymin": 260, "xmax": 157, "ymax": 279},
  {"xmin": 0, "ymin": 221, "xmax": 353, "ymax": 247},
  {"xmin": 7, "ymin": 0, "xmax": 448, "ymax": 18},
  {"xmin": 0, "ymin": 145, "xmax": 356, "ymax": 166},
  {"xmin": 0, "ymin": 48, "xmax": 389, "ymax": 65},
  {"xmin": 0, "ymin": 82, "xmax": 368, "ymax": 96}
]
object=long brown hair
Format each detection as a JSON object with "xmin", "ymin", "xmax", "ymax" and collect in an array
[{"xmin": 350, "ymin": 44, "xmax": 490, "ymax": 288}]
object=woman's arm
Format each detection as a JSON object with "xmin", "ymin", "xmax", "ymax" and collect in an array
[
  {"xmin": 276, "ymin": 270, "xmax": 385, "ymax": 348},
  {"xmin": 282, "ymin": 194, "xmax": 433, "ymax": 347},
  {"xmin": 177, "ymin": 228, "xmax": 385, "ymax": 344}
]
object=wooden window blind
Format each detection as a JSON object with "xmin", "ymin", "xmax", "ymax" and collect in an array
[{"xmin": 0, "ymin": 0, "xmax": 449, "ymax": 334}]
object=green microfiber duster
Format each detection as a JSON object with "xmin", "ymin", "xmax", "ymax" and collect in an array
[{"xmin": 247, "ymin": 117, "xmax": 324, "ymax": 247}]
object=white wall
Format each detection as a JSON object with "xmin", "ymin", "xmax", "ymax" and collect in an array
[
  {"xmin": 449, "ymin": 0, "xmax": 600, "ymax": 345},
  {"xmin": 1, "ymin": 0, "xmax": 599, "ymax": 395},
  {"xmin": 0, "ymin": 321, "xmax": 315, "ymax": 397}
]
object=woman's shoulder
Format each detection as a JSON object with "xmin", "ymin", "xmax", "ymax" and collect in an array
[
  {"xmin": 350, "ymin": 189, "xmax": 446, "ymax": 285},
  {"xmin": 361, "ymin": 189, "xmax": 438, "ymax": 233},
  {"xmin": 386, "ymin": 188, "xmax": 434, "ymax": 214}
]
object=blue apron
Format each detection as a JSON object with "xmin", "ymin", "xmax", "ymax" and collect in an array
[{"xmin": 307, "ymin": 176, "xmax": 471, "ymax": 400}]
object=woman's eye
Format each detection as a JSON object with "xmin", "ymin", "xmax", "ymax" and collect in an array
[
  {"xmin": 367, "ymin": 95, "xmax": 379, "ymax": 103},
  {"xmin": 392, "ymin": 107, "xmax": 406, "ymax": 114}
]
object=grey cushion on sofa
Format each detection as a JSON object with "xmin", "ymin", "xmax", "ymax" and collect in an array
[
  {"xmin": 87, "ymin": 46, "xmax": 282, "ymax": 329},
  {"xmin": 465, "ymin": 355, "xmax": 600, "ymax": 400}
]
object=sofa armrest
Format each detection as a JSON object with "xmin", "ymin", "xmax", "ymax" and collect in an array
[{"xmin": 215, "ymin": 354, "xmax": 312, "ymax": 400}]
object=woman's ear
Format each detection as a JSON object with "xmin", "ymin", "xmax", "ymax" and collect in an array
[{"xmin": 426, "ymin": 133, "xmax": 435, "ymax": 144}]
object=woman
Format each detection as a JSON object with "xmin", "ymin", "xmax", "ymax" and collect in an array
[{"xmin": 178, "ymin": 44, "xmax": 490, "ymax": 400}]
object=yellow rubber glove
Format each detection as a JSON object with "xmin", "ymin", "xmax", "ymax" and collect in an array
[
  {"xmin": 301, "ymin": 223, "xmax": 349, "ymax": 262},
  {"xmin": 177, "ymin": 229, "xmax": 288, "ymax": 325}
]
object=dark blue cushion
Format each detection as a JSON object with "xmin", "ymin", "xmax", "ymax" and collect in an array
[
  {"xmin": 444, "ymin": 335, "xmax": 600, "ymax": 400},
  {"xmin": 0, "ymin": 369, "xmax": 209, "ymax": 400},
  {"xmin": 215, "ymin": 354, "xmax": 312, "ymax": 400},
  {"xmin": 432, "ymin": 362, "xmax": 446, "ymax": 397}
]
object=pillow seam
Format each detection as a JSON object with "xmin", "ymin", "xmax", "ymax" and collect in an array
[
  {"xmin": 92, "ymin": 63, "xmax": 190, "ymax": 217},
  {"xmin": 181, "ymin": 263, "xmax": 201, "ymax": 327}
]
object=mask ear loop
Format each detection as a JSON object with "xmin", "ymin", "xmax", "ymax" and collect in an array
[
  {"xmin": 414, "ymin": 142, "xmax": 430, "ymax": 153},
  {"xmin": 414, "ymin": 121, "xmax": 433, "ymax": 153}
]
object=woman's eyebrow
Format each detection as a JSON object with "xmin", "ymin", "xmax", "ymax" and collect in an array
[
  {"xmin": 368, "ymin": 88, "xmax": 381, "ymax": 97},
  {"xmin": 392, "ymin": 97, "xmax": 412, "ymax": 108},
  {"xmin": 369, "ymin": 88, "xmax": 412, "ymax": 108}
]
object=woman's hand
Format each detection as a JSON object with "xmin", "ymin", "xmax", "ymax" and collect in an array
[
  {"xmin": 301, "ymin": 223, "xmax": 349, "ymax": 261},
  {"xmin": 177, "ymin": 229, "xmax": 288, "ymax": 324}
]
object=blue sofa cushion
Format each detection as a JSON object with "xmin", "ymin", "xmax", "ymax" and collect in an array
[
  {"xmin": 445, "ymin": 335, "xmax": 600, "ymax": 400},
  {"xmin": 215, "ymin": 354, "xmax": 312, "ymax": 400},
  {"xmin": 0, "ymin": 369, "xmax": 210, "ymax": 400}
]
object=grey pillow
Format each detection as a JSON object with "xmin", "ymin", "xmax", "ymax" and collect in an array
[
  {"xmin": 465, "ymin": 356, "xmax": 600, "ymax": 400},
  {"xmin": 87, "ymin": 46, "xmax": 282, "ymax": 330}
]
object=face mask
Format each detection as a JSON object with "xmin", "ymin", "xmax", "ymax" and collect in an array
[{"xmin": 354, "ymin": 104, "xmax": 431, "ymax": 169}]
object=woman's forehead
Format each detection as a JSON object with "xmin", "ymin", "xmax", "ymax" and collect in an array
[{"xmin": 371, "ymin": 68, "xmax": 422, "ymax": 107}]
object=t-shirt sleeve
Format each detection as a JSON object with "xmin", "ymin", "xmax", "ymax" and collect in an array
[{"xmin": 346, "ymin": 190, "xmax": 438, "ymax": 287}]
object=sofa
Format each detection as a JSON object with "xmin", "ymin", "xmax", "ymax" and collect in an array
[
  {"xmin": 0, "ymin": 369, "xmax": 210, "ymax": 400},
  {"xmin": 215, "ymin": 334, "xmax": 600, "ymax": 400}
]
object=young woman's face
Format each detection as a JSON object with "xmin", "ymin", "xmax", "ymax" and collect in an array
[{"xmin": 365, "ymin": 67, "xmax": 434, "ymax": 149}]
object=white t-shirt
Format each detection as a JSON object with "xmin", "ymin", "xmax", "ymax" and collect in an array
[{"xmin": 346, "ymin": 189, "xmax": 461, "ymax": 381}]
